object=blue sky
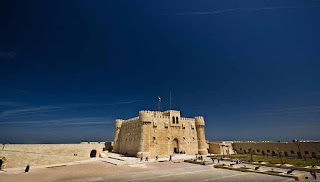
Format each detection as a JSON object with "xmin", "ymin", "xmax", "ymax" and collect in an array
[{"xmin": 1, "ymin": 0, "xmax": 320, "ymax": 143}]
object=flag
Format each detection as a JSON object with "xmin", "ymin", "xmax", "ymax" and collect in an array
[{"xmin": 158, "ymin": 96, "xmax": 162, "ymax": 102}]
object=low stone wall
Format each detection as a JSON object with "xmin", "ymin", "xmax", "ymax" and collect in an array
[
  {"xmin": 208, "ymin": 142, "xmax": 235, "ymax": 155},
  {"xmin": 0, "ymin": 143, "xmax": 105, "ymax": 169},
  {"xmin": 232, "ymin": 141, "xmax": 320, "ymax": 158}
]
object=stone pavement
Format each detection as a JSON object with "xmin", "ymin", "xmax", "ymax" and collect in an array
[
  {"xmin": 1, "ymin": 153, "xmax": 318, "ymax": 181},
  {"xmin": 59, "ymin": 162, "xmax": 295, "ymax": 182},
  {"xmin": 101, "ymin": 153, "xmax": 199, "ymax": 165}
]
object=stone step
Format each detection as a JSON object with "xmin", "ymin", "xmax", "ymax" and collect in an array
[{"xmin": 101, "ymin": 157, "xmax": 125, "ymax": 166}]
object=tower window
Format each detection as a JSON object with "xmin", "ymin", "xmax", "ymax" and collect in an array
[
  {"xmin": 172, "ymin": 116, "xmax": 175, "ymax": 124},
  {"xmin": 176, "ymin": 117, "xmax": 179, "ymax": 124}
]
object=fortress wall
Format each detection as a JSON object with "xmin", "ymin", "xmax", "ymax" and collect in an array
[
  {"xmin": 232, "ymin": 141, "xmax": 320, "ymax": 158},
  {"xmin": 117, "ymin": 118, "xmax": 141, "ymax": 156},
  {"xmin": 209, "ymin": 142, "xmax": 222, "ymax": 154},
  {"xmin": 208, "ymin": 142, "xmax": 235, "ymax": 155},
  {"xmin": 147, "ymin": 116, "xmax": 198, "ymax": 157},
  {"xmin": 178, "ymin": 118, "xmax": 198, "ymax": 155},
  {"xmin": 0, "ymin": 143, "xmax": 105, "ymax": 169},
  {"xmin": 148, "ymin": 116, "xmax": 170, "ymax": 157}
]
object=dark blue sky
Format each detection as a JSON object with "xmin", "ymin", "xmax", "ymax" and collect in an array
[{"xmin": 1, "ymin": 0, "xmax": 320, "ymax": 143}]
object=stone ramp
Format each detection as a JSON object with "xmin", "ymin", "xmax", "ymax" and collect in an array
[
  {"xmin": 101, "ymin": 153, "xmax": 140, "ymax": 166},
  {"xmin": 101, "ymin": 157, "xmax": 124, "ymax": 165}
]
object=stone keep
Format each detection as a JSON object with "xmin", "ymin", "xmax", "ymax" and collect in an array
[{"xmin": 113, "ymin": 110, "xmax": 208, "ymax": 157}]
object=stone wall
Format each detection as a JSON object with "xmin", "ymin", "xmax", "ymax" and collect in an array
[
  {"xmin": 209, "ymin": 141, "xmax": 235, "ymax": 155},
  {"xmin": 232, "ymin": 141, "xmax": 320, "ymax": 158},
  {"xmin": 116, "ymin": 118, "xmax": 142, "ymax": 156},
  {"xmin": 0, "ymin": 143, "xmax": 105, "ymax": 169},
  {"xmin": 209, "ymin": 142, "xmax": 222, "ymax": 154}
]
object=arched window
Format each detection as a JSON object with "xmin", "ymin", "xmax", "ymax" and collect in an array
[
  {"xmin": 172, "ymin": 116, "xmax": 175, "ymax": 124},
  {"xmin": 176, "ymin": 117, "xmax": 179, "ymax": 124}
]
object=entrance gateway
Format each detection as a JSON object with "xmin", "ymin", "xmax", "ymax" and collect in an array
[{"xmin": 173, "ymin": 138, "xmax": 179, "ymax": 154}]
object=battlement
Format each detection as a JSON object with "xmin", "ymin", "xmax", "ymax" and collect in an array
[
  {"xmin": 116, "ymin": 110, "xmax": 197, "ymax": 126},
  {"xmin": 139, "ymin": 110, "xmax": 154, "ymax": 114},
  {"xmin": 180, "ymin": 117, "xmax": 195, "ymax": 121},
  {"xmin": 195, "ymin": 116, "xmax": 205, "ymax": 125},
  {"xmin": 139, "ymin": 110, "xmax": 180, "ymax": 115},
  {"xmin": 122, "ymin": 117, "xmax": 139, "ymax": 123}
]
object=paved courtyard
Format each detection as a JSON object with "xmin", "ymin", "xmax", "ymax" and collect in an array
[{"xmin": 0, "ymin": 159, "xmax": 299, "ymax": 182}]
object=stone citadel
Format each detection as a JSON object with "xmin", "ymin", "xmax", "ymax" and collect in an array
[
  {"xmin": 113, "ymin": 110, "xmax": 208, "ymax": 157},
  {"xmin": 1, "ymin": 109, "xmax": 320, "ymax": 170}
]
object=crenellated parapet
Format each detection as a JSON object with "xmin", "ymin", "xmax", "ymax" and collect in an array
[
  {"xmin": 115, "ymin": 119, "xmax": 123, "ymax": 129},
  {"xmin": 122, "ymin": 117, "xmax": 139, "ymax": 124},
  {"xmin": 139, "ymin": 111, "xmax": 153, "ymax": 123},
  {"xmin": 195, "ymin": 116, "xmax": 205, "ymax": 126},
  {"xmin": 180, "ymin": 117, "xmax": 195, "ymax": 121}
]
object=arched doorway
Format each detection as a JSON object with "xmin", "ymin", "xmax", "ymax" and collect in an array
[
  {"xmin": 90, "ymin": 150, "xmax": 97, "ymax": 158},
  {"xmin": 0, "ymin": 159, "xmax": 2, "ymax": 170},
  {"xmin": 297, "ymin": 152, "xmax": 302, "ymax": 158},
  {"xmin": 173, "ymin": 138, "xmax": 179, "ymax": 154}
]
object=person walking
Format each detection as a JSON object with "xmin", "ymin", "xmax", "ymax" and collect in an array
[
  {"xmin": 25, "ymin": 165, "xmax": 30, "ymax": 173},
  {"xmin": 169, "ymin": 155, "xmax": 172, "ymax": 161},
  {"xmin": 145, "ymin": 157, "xmax": 148, "ymax": 161},
  {"xmin": 140, "ymin": 156, "xmax": 143, "ymax": 162},
  {"xmin": 156, "ymin": 156, "xmax": 158, "ymax": 160},
  {"xmin": 211, "ymin": 158, "xmax": 215, "ymax": 163},
  {"xmin": 312, "ymin": 171, "xmax": 317, "ymax": 179}
]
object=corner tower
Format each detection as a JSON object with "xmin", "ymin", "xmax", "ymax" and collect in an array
[
  {"xmin": 113, "ymin": 119, "xmax": 123, "ymax": 153},
  {"xmin": 136, "ymin": 110, "xmax": 153, "ymax": 158},
  {"xmin": 195, "ymin": 116, "xmax": 208, "ymax": 155}
]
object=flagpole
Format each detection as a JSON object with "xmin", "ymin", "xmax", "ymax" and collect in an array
[
  {"xmin": 170, "ymin": 90, "xmax": 172, "ymax": 110},
  {"xmin": 157, "ymin": 96, "xmax": 161, "ymax": 111}
]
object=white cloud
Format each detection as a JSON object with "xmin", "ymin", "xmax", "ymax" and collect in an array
[
  {"xmin": 0, "ymin": 100, "xmax": 141, "ymax": 118},
  {"xmin": 0, "ymin": 117, "xmax": 113, "ymax": 125},
  {"xmin": 164, "ymin": 5, "xmax": 320, "ymax": 16}
]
